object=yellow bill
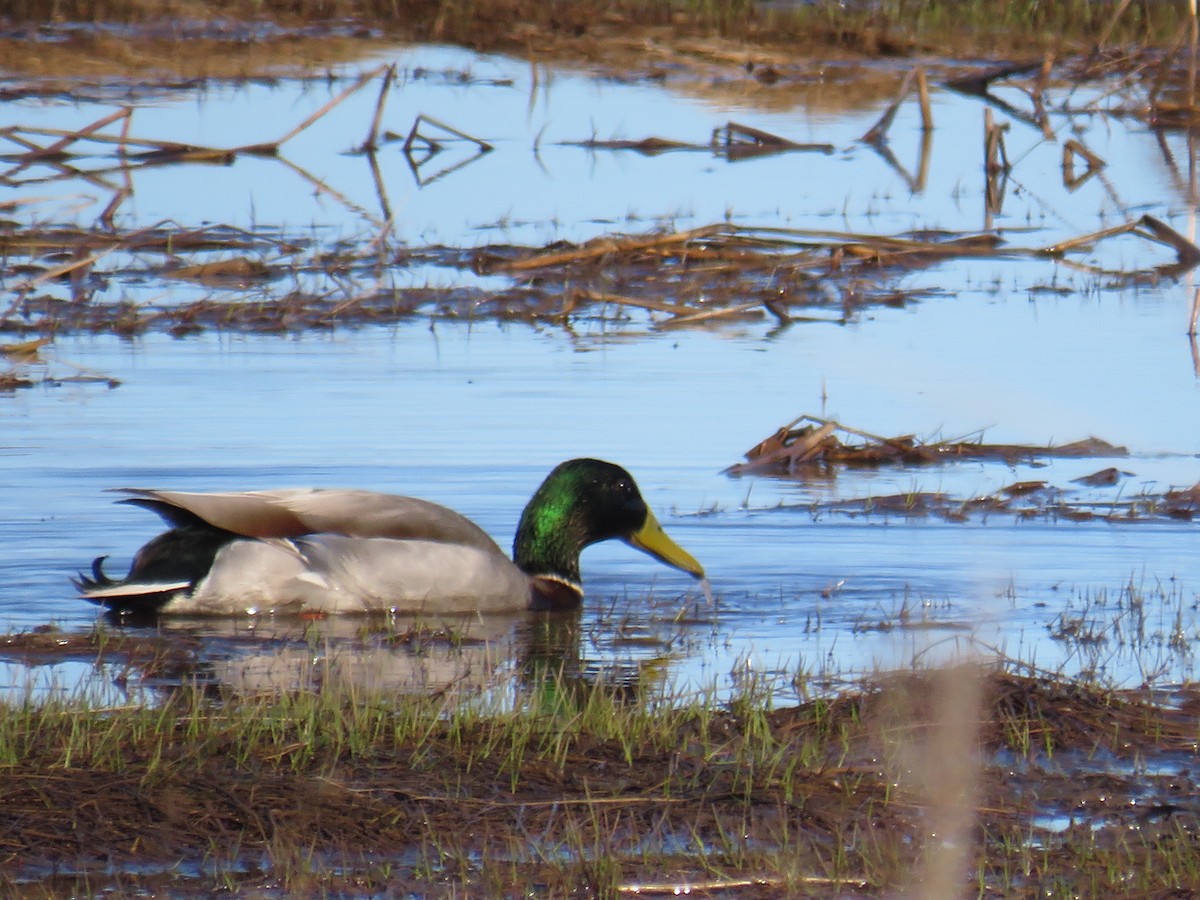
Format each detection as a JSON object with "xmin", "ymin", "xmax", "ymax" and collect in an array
[{"xmin": 625, "ymin": 508, "xmax": 705, "ymax": 578}]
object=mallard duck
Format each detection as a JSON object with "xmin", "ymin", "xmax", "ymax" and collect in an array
[{"xmin": 75, "ymin": 458, "xmax": 705, "ymax": 616}]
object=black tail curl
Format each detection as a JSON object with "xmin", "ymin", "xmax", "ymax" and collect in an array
[
  {"xmin": 71, "ymin": 555, "xmax": 115, "ymax": 593},
  {"xmin": 74, "ymin": 523, "xmax": 241, "ymax": 616}
]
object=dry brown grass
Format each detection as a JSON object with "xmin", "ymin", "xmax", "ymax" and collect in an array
[{"xmin": 1, "ymin": 0, "xmax": 1190, "ymax": 82}]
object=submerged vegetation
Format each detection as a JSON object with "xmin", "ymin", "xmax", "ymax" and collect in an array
[{"xmin": 4, "ymin": 633, "xmax": 1200, "ymax": 897}]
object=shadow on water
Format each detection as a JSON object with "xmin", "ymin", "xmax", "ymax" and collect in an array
[
  {"xmin": 135, "ymin": 610, "xmax": 646, "ymax": 705},
  {"xmin": 0, "ymin": 606, "xmax": 696, "ymax": 710}
]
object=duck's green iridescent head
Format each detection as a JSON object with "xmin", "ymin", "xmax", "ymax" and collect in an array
[{"xmin": 513, "ymin": 459, "xmax": 704, "ymax": 589}]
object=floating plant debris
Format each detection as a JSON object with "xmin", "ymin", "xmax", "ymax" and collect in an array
[
  {"xmin": 716, "ymin": 416, "xmax": 1200, "ymax": 523},
  {"xmin": 726, "ymin": 414, "xmax": 1130, "ymax": 475}
]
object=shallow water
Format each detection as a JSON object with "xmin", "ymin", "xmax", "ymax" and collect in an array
[{"xmin": 3, "ymin": 45, "xmax": 1200, "ymax": 698}]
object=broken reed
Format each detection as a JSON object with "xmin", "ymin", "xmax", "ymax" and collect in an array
[
  {"xmin": 4, "ymin": 213, "xmax": 1196, "ymax": 341},
  {"xmin": 7, "ymin": 51, "xmax": 1200, "ymax": 341}
]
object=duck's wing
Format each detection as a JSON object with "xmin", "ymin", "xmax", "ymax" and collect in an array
[
  {"xmin": 173, "ymin": 536, "xmax": 532, "ymax": 615},
  {"xmin": 116, "ymin": 488, "xmax": 504, "ymax": 553},
  {"xmin": 290, "ymin": 535, "xmax": 533, "ymax": 614}
]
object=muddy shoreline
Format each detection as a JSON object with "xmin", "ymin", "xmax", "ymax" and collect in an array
[{"xmin": 4, "ymin": 633, "xmax": 1199, "ymax": 897}]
